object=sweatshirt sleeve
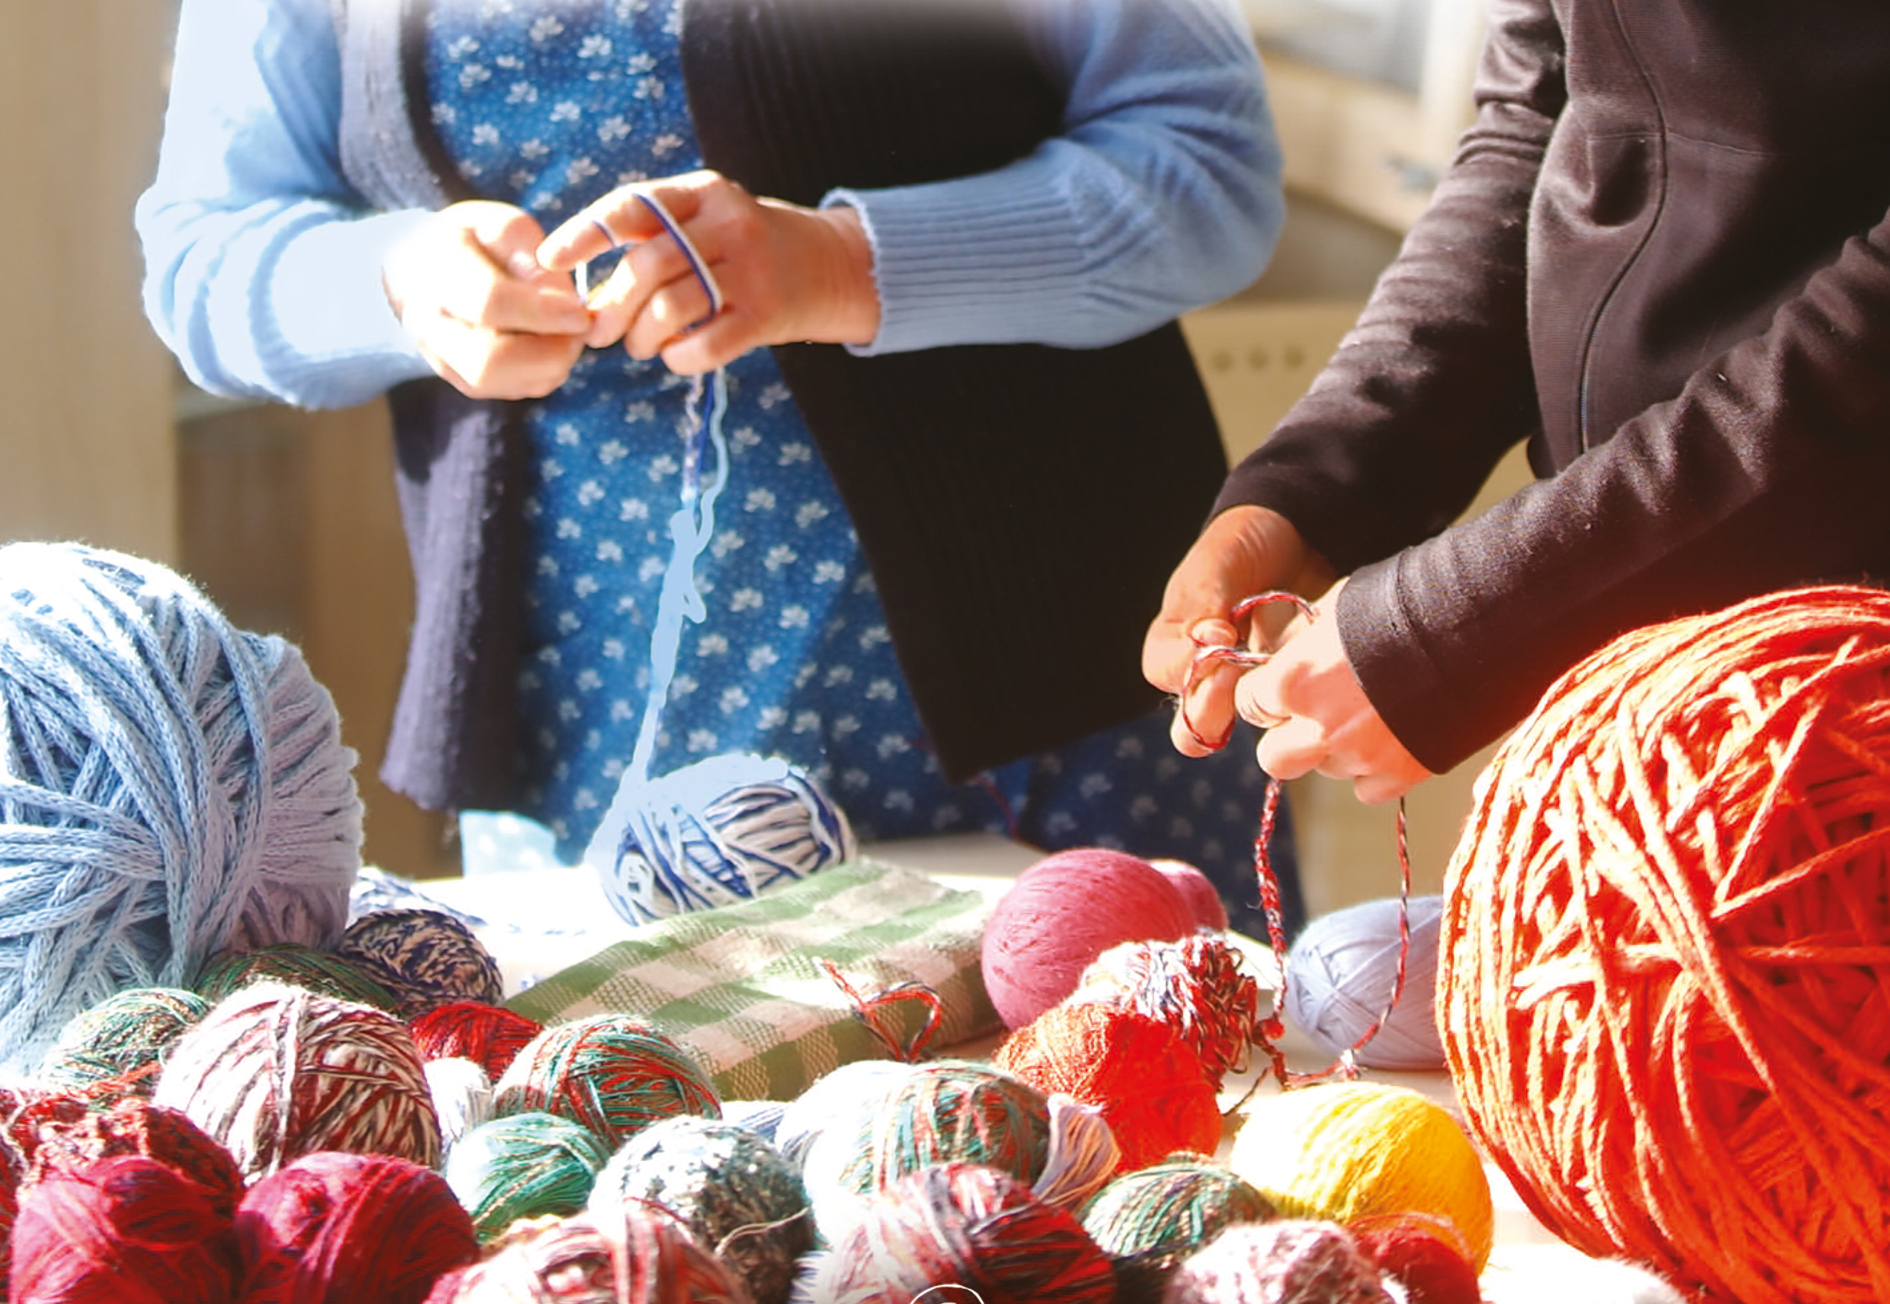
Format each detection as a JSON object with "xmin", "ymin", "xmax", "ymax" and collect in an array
[
  {"xmin": 826, "ymin": 0, "xmax": 1285, "ymax": 354},
  {"xmin": 135, "ymin": 0, "xmax": 434, "ymax": 408}
]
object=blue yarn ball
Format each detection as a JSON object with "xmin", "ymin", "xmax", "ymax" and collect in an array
[
  {"xmin": 0, "ymin": 543, "xmax": 362, "ymax": 1073},
  {"xmin": 585, "ymin": 753, "xmax": 855, "ymax": 926},
  {"xmin": 1285, "ymin": 894, "xmax": 1446, "ymax": 1071}
]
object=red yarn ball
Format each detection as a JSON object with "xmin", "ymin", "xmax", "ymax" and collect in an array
[
  {"xmin": 10, "ymin": 1154, "xmax": 240, "ymax": 1304},
  {"xmin": 995, "ymin": 1000, "xmax": 1222, "ymax": 1173},
  {"xmin": 236, "ymin": 1150, "xmax": 479, "ymax": 1304},
  {"xmin": 16, "ymin": 1096, "xmax": 246, "ymax": 1223},
  {"xmin": 982, "ymin": 848, "xmax": 1197, "ymax": 1030},
  {"xmin": 1442, "ymin": 586, "xmax": 1890, "ymax": 1304},
  {"xmin": 815, "ymin": 1161, "xmax": 1116, "ymax": 1304},
  {"xmin": 1349, "ymin": 1213, "xmax": 1481, "ymax": 1304},
  {"xmin": 409, "ymin": 1001, "xmax": 544, "ymax": 1081},
  {"xmin": 1152, "ymin": 859, "xmax": 1230, "ymax": 932}
]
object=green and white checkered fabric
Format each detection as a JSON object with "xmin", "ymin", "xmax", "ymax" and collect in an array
[{"xmin": 505, "ymin": 859, "xmax": 1000, "ymax": 1101}]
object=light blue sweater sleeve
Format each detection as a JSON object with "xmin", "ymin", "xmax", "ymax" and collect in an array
[
  {"xmin": 836, "ymin": 0, "xmax": 1285, "ymax": 354},
  {"xmin": 137, "ymin": 0, "xmax": 1283, "ymax": 408}
]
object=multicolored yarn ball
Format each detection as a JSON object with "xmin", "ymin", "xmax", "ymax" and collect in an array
[
  {"xmin": 426, "ymin": 1207, "xmax": 750, "ymax": 1304},
  {"xmin": 14, "ymin": 1095, "xmax": 246, "ymax": 1222},
  {"xmin": 589, "ymin": 1114, "xmax": 811, "ymax": 1304},
  {"xmin": 425, "ymin": 1056, "xmax": 495, "ymax": 1152},
  {"xmin": 586, "ymin": 752, "xmax": 856, "ymax": 926},
  {"xmin": 1071, "ymin": 932, "xmax": 1265, "ymax": 1090},
  {"xmin": 771, "ymin": 1058, "xmax": 918, "ymax": 1169},
  {"xmin": 236, "ymin": 1150, "xmax": 479, "ymax": 1304},
  {"xmin": 408, "ymin": 1001, "xmax": 544, "ymax": 1081},
  {"xmin": 35, "ymin": 986, "xmax": 212, "ymax": 1097},
  {"xmin": 444, "ymin": 1110, "xmax": 612, "ymax": 1242},
  {"xmin": 1285, "ymin": 895, "xmax": 1445, "ymax": 1072},
  {"xmin": 0, "ymin": 1118, "xmax": 21, "ymax": 1299},
  {"xmin": 153, "ymin": 982, "xmax": 441, "ymax": 1180},
  {"xmin": 982, "ymin": 847, "xmax": 1199, "ymax": 1029},
  {"xmin": 719, "ymin": 1098, "xmax": 788, "ymax": 1145},
  {"xmin": 1225, "ymin": 1082, "xmax": 1493, "ymax": 1271},
  {"xmin": 995, "ymin": 999, "xmax": 1222, "ymax": 1174},
  {"xmin": 1152, "ymin": 859, "xmax": 1231, "ymax": 932},
  {"xmin": 493, "ymin": 1014, "xmax": 721, "ymax": 1148},
  {"xmin": 1162, "ymin": 1218, "xmax": 1393, "ymax": 1304},
  {"xmin": 0, "ymin": 541, "xmax": 362, "ymax": 1074},
  {"xmin": 336, "ymin": 908, "xmax": 505, "ymax": 1021},
  {"xmin": 1079, "ymin": 1155, "xmax": 1277, "ymax": 1304},
  {"xmin": 10, "ymin": 1153, "xmax": 241, "ymax": 1304},
  {"xmin": 814, "ymin": 1161, "xmax": 1117, "ymax": 1304},
  {"xmin": 195, "ymin": 943, "xmax": 398, "ymax": 1012},
  {"xmin": 800, "ymin": 1059, "xmax": 1078, "ymax": 1240},
  {"xmin": 1347, "ymin": 1212, "xmax": 1481, "ymax": 1304},
  {"xmin": 1439, "ymin": 585, "xmax": 1890, "ymax": 1304}
]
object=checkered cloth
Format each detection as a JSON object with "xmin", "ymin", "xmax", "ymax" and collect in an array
[{"xmin": 504, "ymin": 859, "xmax": 1000, "ymax": 1101}]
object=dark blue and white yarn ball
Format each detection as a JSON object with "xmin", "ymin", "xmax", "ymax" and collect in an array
[
  {"xmin": 336, "ymin": 907, "xmax": 506, "ymax": 1021},
  {"xmin": 586, "ymin": 753, "xmax": 855, "ymax": 926}
]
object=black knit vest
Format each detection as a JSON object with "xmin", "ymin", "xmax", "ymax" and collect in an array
[{"xmin": 337, "ymin": 0, "xmax": 1230, "ymax": 810}]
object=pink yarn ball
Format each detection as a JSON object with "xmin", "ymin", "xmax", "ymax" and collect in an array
[
  {"xmin": 982, "ymin": 848, "xmax": 1198, "ymax": 1030},
  {"xmin": 1152, "ymin": 859, "xmax": 1229, "ymax": 932}
]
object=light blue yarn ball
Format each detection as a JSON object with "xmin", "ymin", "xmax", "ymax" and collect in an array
[
  {"xmin": 1284, "ymin": 893, "xmax": 1447, "ymax": 1071},
  {"xmin": 0, "ymin": 542, "xmax": 363, "ymax": 1073},
  {"xmin": 588, "ymin": 753, "xmax": 855, "ymax": 926}
]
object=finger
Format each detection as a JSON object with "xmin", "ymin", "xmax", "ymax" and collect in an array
[
  {"xmin": 539, "ymin": 190, "xmax": 675, "ymax": 270},
  {"xmin": 651, "ymin": 301, "xmax": 759, "ymax": 375},
  {"xmin": 430, "ymin": 235, "xmax": 590, "ymax": 336},
  {"xmin": 625, "ymin": 275, "xmax": 719, "ymax": 360},
  {"xmin": 1233, "ymin": 666, "xmax": 1290, "ymax": 731},
  {"xmin": 1253, "ymin": 716, "xmax": 1326, "ymax": 782},
  {"xmin": 416, "ymin": 312, "xmax": 584, "ymax": 400}
]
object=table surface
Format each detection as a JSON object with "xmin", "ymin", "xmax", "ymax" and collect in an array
[{"xmin": 416, "ymin": 832, "xmax": 1622, "ymax": 1303}]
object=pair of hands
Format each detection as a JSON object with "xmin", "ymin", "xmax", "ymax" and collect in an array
[
  {"xmin": 380, "ymin": 169, "xmax": 879, "ymax": 400},
  {"xmin": 1141, "ymin": 505, "xmax": 1432, "ymax": 803}
]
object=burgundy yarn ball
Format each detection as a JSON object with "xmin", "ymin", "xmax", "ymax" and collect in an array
[
  {"xmin": 1152, "ymin": 859, "xmax": 1230, "ymax": 932},
  {"xmin": 815, "ymin": 1161, "xmax": 1116, "ymax": 1304},
  {"xmin": 1, "ymin": 1124, "xmax": 19, "ymax": 1300},
  {"xmin": 1349, "ymin": 1213, "xmax": 1481, "ymax": 1304},
  {"xmin": 16, "ymin": 1096, "xmax": 246, "ymax": 1222},
  {"xmin": 425, "ymin": 1207, "xmax": 749, "ymax": 1303},
  {"xmin": 409, "ymin": 1001, "xmax": 544, "ymax": 1081},
  {"xmin": 982, "ymin": 847, "xmax": 1198, "ymax": 1030},
  {"xmin": 236, "ymin": 1150, "xmax": 480, "ymax": 1304},
  {"xmin": 1164, "ymin": 1219, "xmax": 1393, "ymax": 1304},
  {"xmin": 10, "ymin": 1153, "xmax": 241, "ymax": 1304}
]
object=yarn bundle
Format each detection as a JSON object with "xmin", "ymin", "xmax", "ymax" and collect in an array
[
  {"xmin": 336, "ymin": 908, "xmax": 507, "ymax": 1020},
  {"xmin": 35, "ymin": 986, "xmax": 212, "ymax": 1096},
  {"xmin": 195, "ymin": 942, "xmax": 399, "ymax": 1012},
  {"xmin": 409, "ymin": 1001, "xmax": 544, "ymax": 1081},
  {"xmin": 1441, "ymin": 585, "xmax": 1890, "ymax": 1304},
  {"xmin": 12, "ymin": 1096, "xmax": 246, "ymax": 1220},
  {"xmin": 1162, "ymin": 1218, "xmax": 1393, "ymax": 1304},
  {"xmin": 0, "ymin": 541, "xmax": 363, "ymax": 1074},
  {"xmin": 491, "ymin": 1013, "xmax": 722, "ymax": 1148},
  {"xmin": 1079, "ymin": 1154, "xmax": 1277, "ymax": 1302},
  {"xmin": 1069, "ymin": 931, "xmax": 1266, "ymax": 1090},
  {"xmin": 444, "ymin": 1110, "xmax": 612, "ymax": 1241},
  {"xmin": 1286, "ymin": 895, "xmax": 1445, "ymax": 1072},
  {"xmin": 426, "ymin": 1204, "xmax": 751, "ymax": 1303}
]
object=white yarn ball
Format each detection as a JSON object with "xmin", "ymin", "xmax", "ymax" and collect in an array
[{"xmin": 1285, "ymin": 894, "xmax": 1445, "ymax": 1071}]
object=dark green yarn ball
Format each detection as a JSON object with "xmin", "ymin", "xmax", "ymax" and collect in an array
[
  {"xmin": 194, "ymin": 942, "xmax": 399, "ymax": 1011},
  {"xmin": 443, "ymin": 1109, "xmax": 612, "ymax": 1242},
  {"xmin": 1080, "ymin": 1153, "xmax": 1278, "ymax": 1303},
  {"xmin": 38, "ymin": 986, "xmax": 211, "ymax": 1095}
]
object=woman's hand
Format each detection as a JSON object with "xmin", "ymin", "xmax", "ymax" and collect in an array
[
  {"xmin": 1143, "ymin": 505, "xmax": 1335, "ymax": 758},
  {"xmin": 382, "ymin": 201, "xmax": 591, "ymax": 399},
  {"xmin": 537, "ymin": 169, "xmax": 880, "ymax": 375},
  {"xmin": 1231, "ymin": 577, "xmax": 1434, "ymax": 803}
]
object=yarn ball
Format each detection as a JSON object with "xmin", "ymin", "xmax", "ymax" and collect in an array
[
  {"xmin": 1284, "ymin": 895, "xmax": 1445, "ymax": 1072},
  {"xmin": 1225, "ymin": 1081, "xmax": 1493, "ymax": 1271},
  {"xmin": 0, "ymin": 541, "xmax": 363, "ymax": 1073},
  {"xmin": 409, "ymin": 1001, "xmax": 544, "ymax": 1081},
  {"xmin": 588, "ymin": 752, "xmax": 855, "ymax": 926},
  {"xmin": 153, "ymin": 982, "xmax": 441, "ymax": 1180},
  {"xmin": 336, "ymin": 908, "xmax": 505, "ymax": 1020},
  {"xmin": 813, "ymin": 1161, "xmax": 1117, "ymax": 1304},
  {"xmin": 36, "ymin": 986, "xmax": 212, "ymax": 1096},
  {"xmin": 1347, "ymin": 1213, "xmax": 1481, "ymax": 1304},
  {"xmin": 14, "ymin": 1095, "xmax": 247, "ymax": 1222},
  {"xmin": 1071, "ymin": 932, "xmax": 1265, "ymax": 1089},
  {"xmin": 1152, "ymin": 859, "xmax": 1230, "ymax": 932},
  {"xmin": 982, "ymin": 847, "xmax": 1198, "ymax": 1029},
  {"xmin": 425, "ymin": 1056, "xmax": 495, "ymax": 1152},
  {"xmin": 799, "ymin": 1059, "xmax": 1058, "ymax": 1240},
  {"xmin": 718, "ymin": 1098, "xmax": 788, "ymax": 1145},
  {"xmin": 426, "ymin": 1208, "xmax": 750, "ymax": 1303},
  {"xmin": 1162, "ymin": 1218, "xmax": 1393, "ymax": 1304},
  {"xmin": 236, "ymin": 1150, "xmax": 479, "ymax": 1304},
  {"xmin": 995, "ymin": 999, "xmax": 1223, "ymax": 1174},
  {"xmin": 1439, "ymin": 584, "xmax": 1890, "ymax": 1304},
  {"xmin": 10, "ymin": 1154, "xmax": 241, "ymax": 1304},
  {"xmin": 195, "ymin": 942, "xmax": 398, "ymax": 1011},
  {"xmin": 1079, "ymin": 1155, "xmax": 1277, "ymax": 1304},
  {"xmin": 771, "ymin": 1058, "xmax": 918, "ymax": 1169},
  {"xmin": 493, "ymin": 1013, "xmax": 721, "ymax": 1147},
  {"xmin": 588, "ymin": 1114, "xmax": 811, "ymax": 1304},
  {"xmin": 444, "ymin": 1110, "xmax": 611, "ymax": 1241}
]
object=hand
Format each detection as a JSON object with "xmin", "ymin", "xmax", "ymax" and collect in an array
[
  {"xmin": 536, "ymin": 169, "xmax": 880, "ymax": 375},
  {"xmin": 382, "ymin": 201, "xmax": 591, "ymax": 399},
  {"xmin": 1232, "ymin": 577, "xmax": 1434, "ymax": 803},
  {"xmin": 1142, "ymin": 505, "xmax": 1336, "ymax": 758}
]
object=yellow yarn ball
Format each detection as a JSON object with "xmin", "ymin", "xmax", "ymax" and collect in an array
[{"xmin": 1226, "ymin": 1080, "xmax": 1494, "ymax": 1270}]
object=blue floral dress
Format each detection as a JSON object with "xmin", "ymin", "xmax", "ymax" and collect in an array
[{"xmin": 425, "ymin": 0, "xmax": 1301, "ymax": 935}]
